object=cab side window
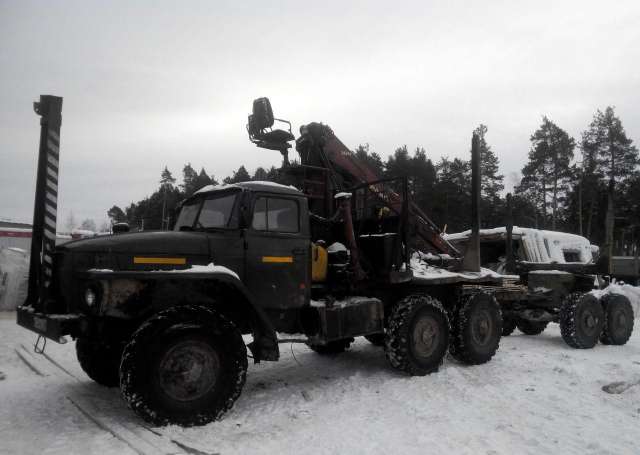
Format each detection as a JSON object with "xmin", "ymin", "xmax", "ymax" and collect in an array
[{"xmin": 252, "ymin": 197, "xmax": 299, "ymax": 233}]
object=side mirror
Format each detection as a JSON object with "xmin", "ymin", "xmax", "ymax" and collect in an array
[{"xmin": 252, "ymin": 97, "xmax": 274, "ymax": 130}]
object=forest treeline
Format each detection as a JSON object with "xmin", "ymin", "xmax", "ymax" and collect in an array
[{"xmin": 107, "ymin": 106, "xmax": 639, "ymax": 248}]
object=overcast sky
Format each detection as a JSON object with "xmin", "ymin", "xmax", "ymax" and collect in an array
[{"xmin": 1, "ymin": 0, "xmax": 639, "ymax": 229}]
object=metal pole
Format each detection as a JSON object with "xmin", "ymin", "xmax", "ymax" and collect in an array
[{"xmin": 461, "ymin": 133, "xmax": 481, "ymax": 272}]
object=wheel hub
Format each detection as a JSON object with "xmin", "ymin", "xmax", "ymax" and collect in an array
[
  {"xmin": 470, "ymin": 309, "xmax": 493, "ymax": 346},
  {"xmin": 412, "ymin": 317, "xmax": 439, "ymax": 358},
  {"xmin": 157, "ymin": 340, "xmax": 220, "ymax": 402},
  {"xmin": 615, "ymin": 311, "xmax": 627, "ymax": 330},
  {"xmin": 582, "ymin": 310, "xmax": 598, "ymax": 332}
]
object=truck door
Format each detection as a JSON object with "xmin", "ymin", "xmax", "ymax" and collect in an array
[{"xmin": 243, "ymin": 193, "xmax": 310, "ymax": 310}]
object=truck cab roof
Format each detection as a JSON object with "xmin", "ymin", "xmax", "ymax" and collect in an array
[{"xmin": 194, "ymin": 181, "xmax": 302, "ymax": 197}]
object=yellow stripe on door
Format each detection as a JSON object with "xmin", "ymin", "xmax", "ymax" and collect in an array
[
  {"xmin": 262, "ymin": 256, "xmax": 294, "ymax": 263},
  {"xmin": 133, "ymin": 257, "xmax": 187, "ymax": 265}
]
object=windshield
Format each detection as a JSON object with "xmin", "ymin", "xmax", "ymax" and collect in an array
[{"xmin": 174, "ymin": 192, "xmax": 239, "ymax": 231}]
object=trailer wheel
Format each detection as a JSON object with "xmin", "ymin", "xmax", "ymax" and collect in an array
[
  {"xmin": 516, "ymin": 320, "xmax": 549, "ymax": 335},
  {"xmin": 120, "ymin": 306, "xmax": 247, "ymax": 426},
  {"xmin": 560, "ymin": 293, "xmax": 604, "ymax": 349},
  {"xmin": 308, "ymin": 338, "xmax": 354, "ymax": 354},
  {"xmin": 449, "ymin": 292, "xmax": 502, "ymax": 365},
  {"xmin": 502, "ymin": 317, "xmax": 517, "ymax": 336},
  {"xmin": 600, "ymin": 294, "xmax": 634, "ymax": 345},
  {"xmin": 364, "ymin": 334, "xmax": 385, "ymax": 346},
  {"xmin": 76, "ymin": 338, "xmax": 123, "ymax": 387},
  {"xmin": 385, "ymin": 294, "xmax": 449, "ymax": 376}
]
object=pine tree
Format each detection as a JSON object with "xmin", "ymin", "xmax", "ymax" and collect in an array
[
  {"xmin": 579, "ymin": 107, "xmax": 639, "ymax": 241},
  {"xmin": 410, "ymin": 147, "xmax": 437, "ymax": 213},
  {"xmin": 223, "ymin": 165, "xmax": 251, "ymax": 184},
  {"xmin": 193, "ymin": 168, "xmax": 213, "ymax": 192},
  {"xmin": 107, "ymin": 205, "xmax": 127, "ymax": 223},
  {"xmin": 355, "ymin": 143, "xmax": 384, "ymax": 176},
  {"xmin": 433, "ymin": 157, "xmax": 471, "ymax": 233},
  {"xmin": 181, "ymin": 163, "xmax": 199, "ymax": 197},
  {"xmin": 252, "ymin": 167, "xmax": 268, "ymax": 181},
  {"xmin": 518, "ymin": 117, "xmax": 575, "ymax": 229},
  {"xmin": 474, "ymin": 125, "xmax": 504, "ymax": 226},
  {"xmin": 474, "ymin": 125, "xmax": 504, "ymax": 200}
]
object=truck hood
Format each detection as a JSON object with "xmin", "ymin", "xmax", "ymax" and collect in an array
[{"xmin": 58, "ymin": 231, "xmax": 210, "ymax": 256}]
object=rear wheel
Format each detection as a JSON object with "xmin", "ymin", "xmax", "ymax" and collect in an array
[
  {"xmin": 560, "ymin": 293, "xmax": 604, "ymax": 349},
  {"xmin": 76, "ymin": 338, "xmax": 123, "ymax": 387},
  {"xmin": 600, "ymin": 294, "xmax": 634, "ymax": 345},
  {"xmin": 120, "ymin": 306, "xmax": 247, "ymax": 426},
  {"xmin": 516, "ymin": 319, "xmax": 549, "ymax": 335},
  {"xmin": 308, "ymin": 338, "xmax": 354, "ymax": 354},
  {"xmin": 385, "ymin": 294, "xmax": 449, "ymax": 375},
  {"xmin": 449, "ymin": 292, "xmax": 502, "ymax": 365}
]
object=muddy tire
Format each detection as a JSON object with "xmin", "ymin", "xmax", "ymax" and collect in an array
[
  {"xmin": 600, "ymin": 294, "xmax": 634, "ymax": 345},
  {"xmin": 364, "ymin": 334, "xmax": 385, "ymax": 346},
  {"xmin": 308, "ymin": 338, "xmax": 354, "ymax": 354},
  {"xmin": 449, "ymin": 292, "xmax": 502, "ymax": 365},
  {"xmin": 516, "ymin": 319, "xmax": 549, "ymax": 335},
  {"xmin": 76, "ymin": 338, "xmax": 123, "ymax": 387},
  {"xmin": 560, "ymin": 293, "xmax": 604, "ymax": 349},
  {"xmin": 385, "ymin": 294, "xmax": 449, "ymax": 375},
  {"xmin": 120, "ymin": 306, "xmax": 247, "ymax": 426},
  {"xmin": 502, "ymin": 317, "xmax": 517, "ymax": 336}
]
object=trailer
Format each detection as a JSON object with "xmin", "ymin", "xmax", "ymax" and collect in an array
[{"xmin": 446, "ymin": 225, "xmax": 635, "ymax": 348}]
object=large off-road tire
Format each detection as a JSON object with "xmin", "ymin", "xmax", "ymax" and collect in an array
[
  {"xmin": 364, "ymin": 333, "xmax": 385, "ymax": 346},
  {"xmin": 600, "ymin": 294, "xmax": 634, "ymax": 345},
  {"xmin": 516, "ymin": 319, "xmax": 549, "ymax": 335},
  {"xmin": 502, "ymin": 316, "xmax": 517, "ymax": 336},
  {"xmin": 559, "ymin": 293, "xmax": 604, "ymax": 349},
  {"xmin": 120, "ymin": 306, "xmax": 247, "ymax": 426},
  {"xmin": 308, "ymin": 338, "xmax": 354, "ymax": 354},
  {"xmin": 76, "ymin": 338, "xmax": 123, "ymax": 387},
  {"xmin": 385, "ymin": 294, "xmax": 449, "ymax": 375},
  {"xmin": 449, "ymin": 292, "xmax": 502, "ymax": 365}
]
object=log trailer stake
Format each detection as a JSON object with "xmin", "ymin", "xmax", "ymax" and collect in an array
[{"xmin": 26, "ymin": 95, "xmax": 63, "ymax": 313}]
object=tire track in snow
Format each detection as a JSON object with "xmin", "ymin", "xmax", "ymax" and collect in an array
[{"xmin": 14, "ymin": 342, "xmax": 210, "ymax": 455}]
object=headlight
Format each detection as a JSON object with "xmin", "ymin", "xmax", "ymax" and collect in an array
[{"xmin": 84, "ymin": 287, "xmax": 98, "ymax": 307}]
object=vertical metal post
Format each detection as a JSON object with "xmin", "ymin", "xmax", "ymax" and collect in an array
[
  {"xmin": 604, "ymin": 179, "xmax": 615, "ymax": 274},
  {"xmin": 26, "ymin": 95, "xmax": 63, "ymax": 311},
  {"xmin": 461, "ymin": 133, "xmax": 481, "ymax": 272},
  {"xmin": 402, "ymin": 177, "xmax": 409, "ymax": 267},
  {"xmin": 505, "ymin": 193, "xmax": 515, "ymax": 274}
]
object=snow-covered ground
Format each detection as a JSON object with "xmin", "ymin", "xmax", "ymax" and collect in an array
[{"xmin": 1, "ymin": 312, "xmax": 639, "ymax": 455}]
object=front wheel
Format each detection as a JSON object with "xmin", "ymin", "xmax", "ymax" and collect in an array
[
  {"xmin": 449, "ymin": 292, "xmax": 502, "ymax": 365},
  {"xmin": 120, "ymin": 306, "xmax": 248, "ymax": 426},
  {"xmin": 385, "ymin": 294, "xmax": 449, "ymax": 376},
  {"xmin": 600, "ymin": 294, "xmax": 634, "ymax": 345},
  {"xmin": 560, "ymin": 293, "xmax": 604, "ymax": 349}
]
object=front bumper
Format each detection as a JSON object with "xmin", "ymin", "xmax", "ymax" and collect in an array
[{"xmin": 16, "ymin": 306, "xmax": 85, "ymax": 342}]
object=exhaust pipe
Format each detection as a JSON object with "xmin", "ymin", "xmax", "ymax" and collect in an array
[{"xmin": 25, "ymin": 95, "xmax": 63, "ymax": 312}]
